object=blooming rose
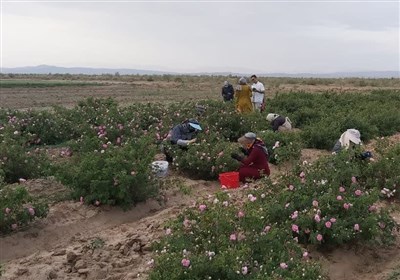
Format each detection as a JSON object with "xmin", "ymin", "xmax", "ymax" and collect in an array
[
  {"xmin": 199, "ymin": 204, "xmax": 207, "ymax": 212},
  {"xmin": 181, "ymin": 258, "xmax": 190, "ymax": 267},
  {"xmin": 325, "ymin": 221, "xmax": 332, "ymax": 228}
]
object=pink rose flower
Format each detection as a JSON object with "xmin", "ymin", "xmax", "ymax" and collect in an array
[
  {"xmin": 288, "ymin": 185, "xmax": 295, "ymax": 191},
  {"xmin": 237, "ymin": 211, "xmax": 245, "ymax": 218},
  {"xmin": 218, "ymin": 151, "xmax": 224, "ymax": 157},
  {"xmin": 316, "ymin": 234, "xmax": 323, "ymax": 241},
  {"xmin": 280, "ymin": 263, "xmax": 288, "ymax": 269},
  {"xmin": 264, "ymin": 225, "xmax": 271, "ymax": 233},
  {"xmin": 330, "ymin": 218, "xmax": 337, "ymax": 223},
  {"xmin": 292, "ymin": 224, "xmax": 299, "ymax": 233},
  {"xmin": 165, "ymin": 228, "xmax": 172, "ymax": 235},
  {"xmin": 181, "ymin": 258, "xmax": 190, "ymax": 267},
  {"xmin": 199, "ymin": 204, "xmax": 207, "ymax": 212},
  {"xmin": 378, "ymin": 222, "xmax": 386, "ymax": 229},
  {"xmin": 368, "ymin": 205, "xmax": 377, "ymax": 212},
  {"xmin": 336, "ymin": 195, "xmax": 343, "ymax": 201},
  {"xmin": 230, "ymin": 233, "xmax": 237, "ymax": 241},
  {"xmin": 28, "ymin": 207, "xmax": 35, "ymax": 216},
  {"xmin": 351, "ymin": 176, "xmax": 357, "ymax": 184},
  {"xmin": 303, "ymin": 251, "xmax": 309, "ymax": 259},
  {"xmin": 325, "ymin": 221, "xmax": 332, "ymax": 228},
  {"xmin": 343, "ymin": 203, "xmax": 351, "ymax": 210},
  {"xmin": 183, "ymin": 219, "xmax": 191, "ymax": 228},
  {"xmin": 248, "ymin": 194, "xmax": 257, "ymax": 202},
  {"xmin": 354, "ymin": 189, "xmax": 362, "ymax": 196},
  {"xmin": 312, "ymin": 200, "xmax": 319, "ymax": 207},
  {"xmin": 241, "ymin": 266, "xmax": 248, "ymax": 275},
  {"xmin": 314, "ymin": 214, "xmax": 321, "ymax": 223},
  {"xmin": 339, "ymin": 186, "xmax": 346, "ymax": 193},
  {"xmin": 354, "ymin": 224, "xmax": 360, "ymax": 231},
  {"xmin": 299, "ymin": 171, "xmax": 305, "ymax": 178},
  {"xmin": 5, "ymin": 207, "xmax": 11, "ymax": 214},
  {"xmin": 95, "ymin": 200, "xmax": 100, "ymax": 206},
  {"xmin": 291, "ymin": 211, "xmax": 298, "ymax": 220}
]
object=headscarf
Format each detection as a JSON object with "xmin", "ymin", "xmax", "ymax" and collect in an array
[
  {"xmin": 266, "ymin": 113, "xmax": 279, "ymax": 122},
  {"xmin": 339, "ymin": 129, "xmax": 361, "ymax": 149},
  {"xmin": 238, "ymin": 77, "xmax": 247, "ymax": 85}
]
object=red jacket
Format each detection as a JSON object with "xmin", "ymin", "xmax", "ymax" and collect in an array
[{"xmin": 240, "ymin": 139, "xmax": 270, "ymax": 176}]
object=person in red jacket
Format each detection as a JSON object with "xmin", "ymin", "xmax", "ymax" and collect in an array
[{"xmin": 231, "ymin": 132, "xmax": 270, "ymax": 182}]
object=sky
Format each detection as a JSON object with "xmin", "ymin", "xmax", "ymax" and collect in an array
[{"xmin": 1, "ymin": 0, "xmax": 399, "ymax": 74}]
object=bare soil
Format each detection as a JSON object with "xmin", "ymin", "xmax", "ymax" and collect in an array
[{"xmin": 0, "ymin": 79, "xmax": 399, "ymax": 279}]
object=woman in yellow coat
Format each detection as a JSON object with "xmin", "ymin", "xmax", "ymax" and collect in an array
[{"xmin": 235, "ymin": 77, "xmax": 253, "ymax": 113}]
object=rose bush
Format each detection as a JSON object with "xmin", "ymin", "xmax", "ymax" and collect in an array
[
  {"xmin": 55, "ymin": 136, "xmax": 159, "ymax": 209},
  {"xmin": 0, "ymin": 186, "xmax": 48, "ymax": 234}
]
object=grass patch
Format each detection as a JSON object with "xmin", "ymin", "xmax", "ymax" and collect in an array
[{"xmin": 387, "ymin": 265, "xmax": 400, "ymax": 280}]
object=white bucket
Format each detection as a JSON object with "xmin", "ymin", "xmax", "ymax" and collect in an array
[{"xmin": 152, "ymin": 161, "xmax": 169, "ymax": 177}]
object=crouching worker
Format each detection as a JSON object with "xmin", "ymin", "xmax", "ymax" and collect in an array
[
  {"xmin": 231, "ymin": 132, "xmax": 270, "ymax": 182},
  {"xmin": 332, "ymin": 129, "xmax": 372, "ymax": 160},
  {"xmin": 266, "ymin": 113, "xmax": 292, "ymax": 132},
  {"xmin": 163, "ymin": 119, "xmax": 202, "ymax": 162}
]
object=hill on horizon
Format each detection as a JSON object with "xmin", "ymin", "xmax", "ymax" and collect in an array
[{"xmin": 1, "ymin": 65, "xmax": 399, "ymax": 78}]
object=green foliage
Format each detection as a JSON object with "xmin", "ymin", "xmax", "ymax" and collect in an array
[
  {"xmin": 269, "ymin": 91, "xmax": 400, "ymax": 149},
  {"xmin": 257, "ymin": 131, "xmax": 303, "ymax": 164},
  {"xmin": 150, "ymin": 191, "xmax": 325, "ymax": 280},
  {"xmin": 168, "ymin": 134, "xmax": 240, "ymax": 180},
  {"xmin": 149, "ymin": 146, "xmax": 398, "ymax": 278},
  {"xmin": 56, "ymin": 136, "xmax": 159, "ymax": 209},
  {"xmin": 364, "ymin": 142, "xmax": 400, "ymax": 200},
  {"xmin": 0, "ymin": 186, "xmax": 48, "ymax": 234},
  {"xmin": 0, "ymin": 140, "xmax": 50, "ymax": 183}
]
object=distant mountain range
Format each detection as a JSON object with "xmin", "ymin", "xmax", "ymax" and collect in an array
[{"xmin": 1, "ymin": 65, "xmax": 399, "ymax": 78}]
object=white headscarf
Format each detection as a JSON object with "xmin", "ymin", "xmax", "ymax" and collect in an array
[
  {"xmin": 266, "ymin": 113, "xmax": 279, "ymax": 122},
  {"xmin": 339, "ymin": 129, "xmax": 362, "ymax": 149}
]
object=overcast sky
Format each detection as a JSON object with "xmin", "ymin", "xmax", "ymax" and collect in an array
[{"xmin": 2, "ymin": 1, "xmax": 399, "ymax": 73}]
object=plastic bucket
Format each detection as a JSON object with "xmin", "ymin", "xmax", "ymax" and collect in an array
[
  {"xmin": 152, "ymin": 161, "xmax": 169, "ymax": 177},
  {"xmin": 219, "ymin": 172, "xmax": 239, "ymax": 189}
]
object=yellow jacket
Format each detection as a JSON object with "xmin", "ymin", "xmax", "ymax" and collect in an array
[{"xmin": 235, "ymin": 85, "xmax": 253, "ymax": 113}]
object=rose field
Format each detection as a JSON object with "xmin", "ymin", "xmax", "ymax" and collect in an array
[{"xmin": 0, "ymin": 75, "xmax": 399, "ymax": 280}]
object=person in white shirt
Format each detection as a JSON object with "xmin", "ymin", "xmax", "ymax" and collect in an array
[{"xmin": 250, "ymin": 75, "xmax": 265, "ymax": 112}]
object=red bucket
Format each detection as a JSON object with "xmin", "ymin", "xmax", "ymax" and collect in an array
[{"xmin": 219, "ymin": 172, "xmax": 240, "ymax": 189}]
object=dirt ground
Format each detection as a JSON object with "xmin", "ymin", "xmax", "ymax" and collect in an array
[
  {"xmin": 1, "ymin": 80, "xmax": 399, "ymax": 279},
  {"xmin": 1, "ymin": 79, "xmax": 399, "ymax": 110}
]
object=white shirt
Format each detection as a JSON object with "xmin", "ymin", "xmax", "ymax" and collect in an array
[{"xmin": 251, "ymin": 81, "xmax": 265, "ymax": 103}]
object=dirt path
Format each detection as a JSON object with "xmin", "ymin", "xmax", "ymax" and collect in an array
[{"xmin": 0, "ymin": 178, "xmax": 221, "ymax": 279}]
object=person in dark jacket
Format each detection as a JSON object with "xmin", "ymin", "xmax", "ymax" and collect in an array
[
  {"xmin": 231, "ymin": 132, "xmax": 270, "ymax": 182},
  {"xmin": 163, "ymin": 119, "xmax": 202, "ymax": 162},
  {"xmin": 266, "ymin": 113, "xmax": 292, "ymax": 132},
  {"xmin": 221, "ymin": 81, "xmax": 234, "ymax": 102}
]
